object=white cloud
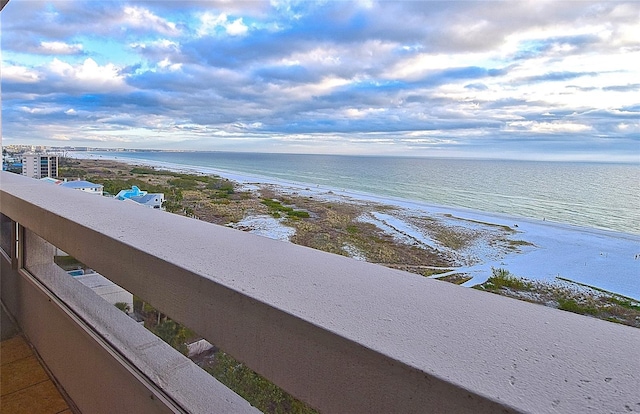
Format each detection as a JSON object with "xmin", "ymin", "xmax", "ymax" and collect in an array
[
  {"xmin": 3, "ymin": 0, "xmax": 638, "ymax": 161},
  {"xmin": 267, "ymin": 76, "xmax": 351, "ymax": 101},
  {"xmin": 616, "ymin": 122, "xmax": 640, "ymax": 133},
  {"xmin": 130, "ymin": 39, "xmax": 179, "ymax": 50},
  {"xmin": 197, "ymin": 12, "xmax": 249, "ymax": 37},
  {"xmin": 39, "ymin": 41, "xmax": 83, "ymax": 55},
  {"xmin": 47, "ymin": 58, "xmax": 129, "ymax": 93},
  {"xmin": 20, "ymin": 106, "xmax": 58, "ymax": 114},
  {"xmin": 3, "ymin": 65, "xmax": 41, "ymax": 83},
  {"xmin": 158, "ymin": 58, "xmax": 182, "ymax": 72},
  {"xmin": 122, "ymin": 6, "xmax": 180, "ymax": 36},
  {"xmin": 506, "ymin": 121, "xmax": 592, "ymax": 133},
  {"xmin": 227, "ymin": 17, "xmax": 249, "ymax": 36},
  {"xmin": 343, "ymin": 108, "xmax": 386, "ymax": 119}
]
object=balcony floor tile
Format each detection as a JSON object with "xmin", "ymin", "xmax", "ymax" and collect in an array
[{"xmin": 1, "ymin": 334, "xmax": 73, "ymax": 413}]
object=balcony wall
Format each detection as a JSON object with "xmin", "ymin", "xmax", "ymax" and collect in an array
[{"xmin": 1, "ymin": 171, "xmax": 639, "ymax": 413}]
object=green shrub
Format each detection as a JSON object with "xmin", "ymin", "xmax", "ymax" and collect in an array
[
  {"xmin": 557, "ymin": 298, "xmax": 598, "ymax": 315},
  {"xmin": 288, "ymin": 210, "xmax": 310, "ymax": 218},
  {"xmin": 346, "ymin": 224, "xmax": 359, "ymax": 234},
  {"xmin": 114, "ymin": 302, "xmax": 130, "ymax": 313},
  {"xmin": 481, "ymin": 268, "xmax": 533, "ymax": 291},
  {"xmin": 206, "ymin": 352, "xmax": 318, "ymax": 414},
  {"xmin": 168, "ymin": 177, "xmax": 199, "ymax": 190},
  {"xmin": 261, "ymin": 199, "xmax": 309, "ymax": 219}
]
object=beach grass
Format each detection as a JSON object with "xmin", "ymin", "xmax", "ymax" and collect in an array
[{"xmin": 475, "ymin": 269, "xmax": 640, "ymax": 327}]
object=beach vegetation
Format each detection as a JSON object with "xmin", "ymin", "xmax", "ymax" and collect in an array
[
  {"xmin": 608, "ymin": 297, "xmax": 640, "ymax": 311},
  {"xmin": 130, "ymin": 167, "xmax": 158, "ymax": 175},
  {"xmin": 435, "ymin": 272, "xmax": 472, "ymax": 285},
  {"xmin": 131, "ymin": 167, "xmax": 212, "ymax": 181},
  {"xmin": 168, "ymin": 177, "xmax": 199, "ymax": 190},
  {"xmin": 204, "ymin": 352, "xmax": 318, "ymax": 414},
  {"xmin": 474, "ymin": 270, "xmax": 640, "ymax": 327},
  {"xmin": 114, "ymin": 302, "xmax": 130, "ymax": 313},
  {"xmin": 54, "ymin": 254, "xmax": 84, "ymax": 270},
  {"xmin": 346, "ymin": 224, "xmax": 359, "ymax": 234},
  {"xmin": 134, "ymin": 298, "xmax": 317, "ymax": 413},
  {"xmin": 421, "ymin": 268, "xmax": 453, "ymax": 277},
  {"xmin": 478, "ymin": 268, "xmax": 535, "ymax": 291},
  {"xmin": 66, "ymin": 158, "xmax": 639, "ymax": 329},
  {"xmin": 287, "ymin": 210, "xmax": 310, "ymax": 218},
  {"xmin": 432, "ymin": 226, "xmax": 474, "ymax": 250},
  {"xmin": 504, "ymin": 239, "xmax": 534, "ymax": 250},
  {"xmin": 261, "ymin": 199, "xmax": 310, "ymax": 219},
  {"xmin": 152, "ymin": 319, "xmax": 193, "ymax": 356},
  {"xmin": 207, "ymin": 179, "xmax": 234, "ymax": 193},
  {"xmin": 58, "ymin": 167, "xmax": 88, "ymax": 179},
  {"xmin": 443, "ymin": 214, "xmax": 516, "ymax": 233},
  {"xmin": 556, "ymin": 298, "xmax": 598, "ymax": 315}
]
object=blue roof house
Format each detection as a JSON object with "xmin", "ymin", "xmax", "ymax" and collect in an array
[
  {"xmin": 116, "ymin": 186, "xmax": 164, "ymax": 209},
  {"xmin": 115, "ymin": 185, "xmax": 146, "ymax": 200},
  {"xmin": 130, "ymin": 193, "xmax": 165, "ymax": 209}
]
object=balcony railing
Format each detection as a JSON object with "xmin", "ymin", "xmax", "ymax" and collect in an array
[{"xmin": 1, "ymin": 171, "xmax": 638, "ymax": 413}]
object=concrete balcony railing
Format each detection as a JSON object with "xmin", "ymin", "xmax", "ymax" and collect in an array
[{"xmin": 1, "ymin": 171, "xmax": 638, "ymax": 413}]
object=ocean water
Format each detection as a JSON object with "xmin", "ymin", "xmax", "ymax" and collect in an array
[{"xmin": 90, "ymin": 151, "xmax": 640, "ymax": 235}]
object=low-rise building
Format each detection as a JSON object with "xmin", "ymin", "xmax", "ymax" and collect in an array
[
  {"xmin": 115, "ymin": 185, "xmax": 145, "ymax": 200},
  {"xmin": 74, "ymin": 272, "xmax": 133, "ymax": 313},
  {"xmin": 60, "ymin": 180, "xmax": 104, "ymax": 196},
  {"xmin": 129, "ymin": 193, "xmax": 165, "ymax": 209},
  {"xmin": 116, "ymin": 185, "xmax": 164, "ymax": 209},
  {"xmin": 40, "ymin": 177, "xmax": 64, "ymax": 185}
]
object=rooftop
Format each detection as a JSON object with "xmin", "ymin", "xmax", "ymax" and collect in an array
[{"xmin": 60, "ymin": 180, "xmax": 103, "ymax": 189}]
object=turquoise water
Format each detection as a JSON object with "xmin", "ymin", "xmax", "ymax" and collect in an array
[{"xmin": 91, "ymin": 151, "xmax": 640, "ymax": 235}]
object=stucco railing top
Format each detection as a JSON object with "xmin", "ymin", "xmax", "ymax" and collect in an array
[{"xmin": 1, "ymin": 171, "xmax": 638, "ymax": 414}]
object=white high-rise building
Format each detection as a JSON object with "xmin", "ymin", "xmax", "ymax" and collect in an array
[{"xmin": 22, "ymin": 154, "xmax": 59, "ymax": 179}]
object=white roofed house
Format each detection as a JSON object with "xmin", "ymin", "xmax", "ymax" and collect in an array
[
  {"xmin": 60, "ymin": 180, "xmax": 104, "ymax": 196},
  {"xmin": 115, "ymin": 185, "xmax": 164, "ymax": 209},
  {"xmin": 129, "ymin": 193, "xmax": 165, "ymax": 209},
  {"xmin": 40, "ymin": 177, "xmax": 64, "ymax": 185}
]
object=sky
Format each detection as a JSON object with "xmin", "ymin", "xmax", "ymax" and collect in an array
[{"xmin": 2, "ymin": 1, "xmax": 639, "ymax": 162}]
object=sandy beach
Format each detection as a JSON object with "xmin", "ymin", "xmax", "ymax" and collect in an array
[{"xmin": 68, "ymin": 152, "xmax": 640, "ymax": 304}]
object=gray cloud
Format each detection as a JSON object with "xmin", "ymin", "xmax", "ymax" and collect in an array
[{"xmin": 1, "ymin": 0, "xmax": 639, "ymax": 161}]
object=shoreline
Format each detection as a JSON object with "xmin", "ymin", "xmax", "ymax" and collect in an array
[
  {"xmin": 69, "ymin": 152, "xmax": 638, "ymax": 240},
  {"xmin": 67, "ymin": 152, "xmax": 640, "ymax": 301}
]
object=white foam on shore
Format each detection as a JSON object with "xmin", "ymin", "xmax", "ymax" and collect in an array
[{"xmin": 71, "ymin": 152, "xmax": 640, "ymax": 300}]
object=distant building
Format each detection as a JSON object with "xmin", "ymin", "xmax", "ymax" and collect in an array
[
  {"xmin": 115, "ymin": 185, "xmax": 146, "ymax": 200},
  {"xmin": 22, "ymin": 154, "xmax": 58, "ymax": 179},
  {"xmin": 40, "ymin": 177, "xmax": 64, "ymax": 185},
  {"xmin": 61, "ymin": 180, "xmax": 104, "ymax": 196},
  {"xmin": 115, "ymin": 185, "xmax": 164, "ymax": 209},
  {"xmin": 129, "ymin": 193, "xmax": 165, "ymax": 209},
  {"xmin": 73, "ymin": 272, "xmax": 133, "ymax": 312}
]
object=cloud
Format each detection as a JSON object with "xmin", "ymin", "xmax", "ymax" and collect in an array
[
  {"xmin": 38, "ymin": 41, "xmax": 84, "ymax": 55},
  {"xmin": 3, "ymin": 65, "xmax": 41, "ymax": 83},
  {"xmin": 603, "ymin": 84, "xmax": 640, "ymax": 92},
  {"xmin": 48, "ymin": 58, "xmax": 129, "ymax": 93},
  {"xmin": 506, "ymin": 121, "xmax": 593, "ymax": 134},
  {"xmin": 122, "ymin": 6, "xmax": 180, "ymax": 36},
  {"xmin": 1, "ymin": 0, "xmax": 639, "ymax": 162},
  {"xmin": 519, "ymin": 71, "xmax": 599, "ymax": 83},
  {"xmin": 197, "ymin": 12, "xmax": 249, "ymax": 37}
]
